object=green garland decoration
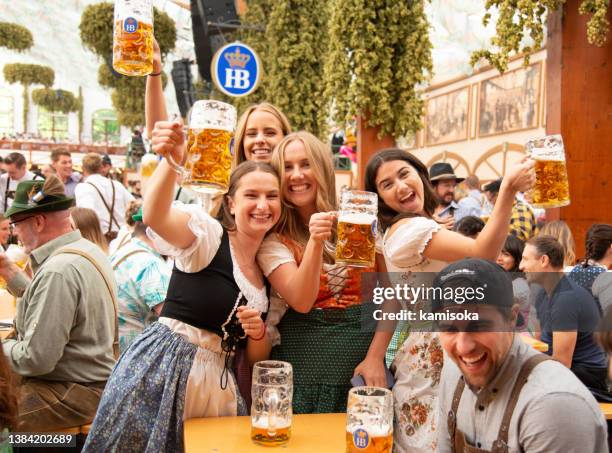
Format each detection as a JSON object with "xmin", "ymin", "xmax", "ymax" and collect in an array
[
  {"xmin": 0, "ymin": 22, "xmax": 34, "ymax": 52},
  {"xmin": 265, "ymin": 0, "xmax": 330, "ymax": 137},
  {"xmin": 32, "ymin": 88, "xmax": 80, "ymax": 114},
  {"xmin": 3, "ymin": 63, "xmax": 54, "ymax": 87},
  {"xmin": 579, "ymin": 0, "xmax": 610, "ymax": 46},
  {"xmin": 79, "ymin": 2, "xmax": 176, "ymax": 127},
  {"xmin": 323, "ymin": 0, "xmax": 433, "ymax": 139},
  {"xmin": 472, "ymin": 0, "xmax": 610, "ymax": 73},
  {"xmin": 3, "ymin": 63, "xmax": 55, "ymax": 132}
]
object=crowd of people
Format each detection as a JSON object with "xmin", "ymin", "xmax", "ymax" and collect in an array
[{"xmin": 0, "ymin": 48, "xmax": 609, "ymax": 453}]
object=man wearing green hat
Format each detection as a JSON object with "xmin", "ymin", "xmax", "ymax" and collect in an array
[{"xmin": 0, "ymin": 175, "xmax": 116, "ymax": 431}]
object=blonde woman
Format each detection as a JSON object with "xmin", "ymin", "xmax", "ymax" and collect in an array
[
  {"xmin": 233, "ymin": 103, "xmax": 292, "ymax": 166},
  {"xmin": 70, "ymin": 207, "xmax": 108, "ymax": 253},
  {"xmin": 257, "ymin": 131, "xmax": 387, "ymax": 413},
  {"xmin": 540, "ymin": 220, "xmax": 577, "ymax": 269}
]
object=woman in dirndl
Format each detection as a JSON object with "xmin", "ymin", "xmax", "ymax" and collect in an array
[
  {"xmin": 256, "ymin": 131, "xmax": 390, "ymax": 414},
  {"xmin": 364, "ymin": 148, "xmax": 535, "ymax": 452},
  {"xmin": 83, "ymin": 118, "xmax": 281, "ymax": 451}
]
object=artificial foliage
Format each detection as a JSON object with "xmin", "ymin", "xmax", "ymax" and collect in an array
[
  {"xmin": 32, "ymin": 88, "xmax": 80, "ymax": 114},
  {"xmin": 79, "ymin": 2, "xmax": 176, "ymax": 127},
  {"xmin": 472, "ymin": 0, "xmax": 610, "ymax": 73},
  {"xmin": 323, "ymin": 0, "xmax": 433, "ymax": 139},
  {"xmin": 3, "ymin": 63, "xmax": 55, "ymax": 132},
  {"xmin": 264, "ymin": 0, "xmax": 330, "ymax": 137},
  {"xmin": 0, "ymin": 22, "xmax": 34, "ymax": 52}
]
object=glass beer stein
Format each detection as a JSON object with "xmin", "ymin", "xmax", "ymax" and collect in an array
[
  {"xmin": 346, "ymin": 387, "xmax": 393, "ymax": 453},
  {"xmin": 525, "ymin": 134, "xmax": 571, "ymax": 208},
  {"xmin": 112, "ymin": 0, "xmax": 154, "ymax": 76},
  {"xmin": 0, "ymin": 245, "xmax": 28, "ymax": 290},
  {"xmin": 335, "ymin": 190, "xmax": 378, "ymax": 268},
  {"xmin": 166, "ymin": 100, "xmax": 237, "ymax": 195},
  {"xmin": 251, "ymin": 361, "xmax": 293, "ymax": 447}
]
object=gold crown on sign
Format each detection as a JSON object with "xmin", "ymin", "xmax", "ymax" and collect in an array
[{"xmin": 225, "ymin": 47, "xmax": 250, "ymax": 68}]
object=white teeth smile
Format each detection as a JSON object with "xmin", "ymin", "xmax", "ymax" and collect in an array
[
  {"xmin": 251, "ymin": 214, "xmax": 271, "ymax": 220},
  {"xmin": 290, "ymin": 184, "xmax": 310, "ymax": 192},
  {"xmin": 400, "ymin": 192, "xmax": 415, "ymax": 203},
  {"xmin": 461, "ymin": 353, "xmax": 485, "ymax": 365},
  {"xmin": 252, "ymin": 149, "xmax": 270, "ymax": 155}
]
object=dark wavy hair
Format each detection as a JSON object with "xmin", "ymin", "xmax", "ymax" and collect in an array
[
  {"xmin": 582, "ymin": 223, "xmax": 612, "ymax": 266},
  {"xmin": 219, "ymin": 161, "xmax": 280, "ymax": 232},
  {"xmin": 502, "ymin": 234, "xmax": 525, "ymax": 275},
  {"xmin": 364, "ymin": 148, "xmax": 438, "ymax": 232}
]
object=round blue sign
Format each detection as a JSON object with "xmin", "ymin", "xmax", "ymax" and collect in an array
[{"xmin": 211, "ymin": 42, "xmax": 262, "ymax": 97}]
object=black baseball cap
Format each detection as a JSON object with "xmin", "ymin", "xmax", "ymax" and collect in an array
[
  {"xmin": 102, "ymin": 154, "xmax": 112, "ymax": 165},
  {"xmin": 431, "ymin": 258, "xmax": 513, "ymax": 312}
]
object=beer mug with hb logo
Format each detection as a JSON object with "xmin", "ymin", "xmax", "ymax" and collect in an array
[
  {"xmin": 251, "ymin": 361, "xmax": 293, "ymax": 446},
  {"xmin": 335, "ymin": 190, "xmax": 378, "ymax": 268},
  {"xmin": 166, "ymin": 100, "xmax": 237, "ymax": 195},
  {"xmin": 346, "ymin": 387, "xmax": 393, "ymax": 453},
  {"xmin": 525, "ymin": 134, "xmax": 571, "ymax": 208},
  {"xmin": 112, "ymin": 0, "xmax": 154, "ymax": 76}
]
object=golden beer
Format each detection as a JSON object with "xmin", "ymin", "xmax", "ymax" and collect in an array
[
  {"xmin": 250, "ymin": 424, "xmax": 291, "ymax": 446},
  {"xmin": 139, "ymin": 153, "xmax": 158, "ymax": 178},
  {"xmin": 336, "ymin": 213, "xmax": 376, "ymax": 268},
  {"xmin": 530, "ymin": 158, "xmax": 570, "ymax": 208},
  {"xmin": 346, "ymin": 430, "xmax": 393, "ymax": 453},
  {"xmin": 112, "ymin": 19, "xmax": 153, "ymax": 76},
  {"xmin": 184, "ymin": 128, "xmax": 233, "ymax": 193}
]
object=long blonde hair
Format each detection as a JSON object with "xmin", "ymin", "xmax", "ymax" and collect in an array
[
  {"xmin": 233, "ymin": 103, "xmax": 292, "ymax": 166},
  {"xmin": 271, "ymin": 131, "xmax": 337, "ymax": 260},
  {"xmin": 540, "ymin": 220, "xmax": 576, "ymax": 267},
  {"xmin": 70, "ymin": 207, "xmax": 108, "ymax": 253}
]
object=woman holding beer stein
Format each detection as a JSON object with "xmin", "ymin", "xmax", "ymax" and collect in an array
[
  {"xmin": 84, "ymin": 137, "xmax": 281, "ymax": 451},
  {"xmin": 363, "ymin": 148, "xmax": 535, "ymax": 452},
  {"xmin": 256, "ymin": 131, "xmax": 389, "ymax": 414}
]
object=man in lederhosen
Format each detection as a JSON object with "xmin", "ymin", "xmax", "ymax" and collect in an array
[{"xmin": 434, "ymin": 259, "xmax": 607, "ymax": 452}]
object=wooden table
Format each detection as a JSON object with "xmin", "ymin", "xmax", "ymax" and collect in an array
[
  {"xmin": 600, "ymin": 403, "xmax": 612, "ymax": 420},
  {"xmin": 184, "ymin": 413, "xmax": 346, "ymax": 452},
  {"xmin": 520, "ymin": 333, "xmax": 548, "ymax": 352}
]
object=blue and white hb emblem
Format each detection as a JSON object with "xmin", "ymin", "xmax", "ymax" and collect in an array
[{"xmin": 211, "ymin": 42, "xmax": 262, "ymax": 97}]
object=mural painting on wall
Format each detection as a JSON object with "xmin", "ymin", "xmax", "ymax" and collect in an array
[
  {"xmin": 478, "ymin": 62, "xmax": 541, "ymax": 137},
  {"xmin": 425, "ymin": 86, "xmax": 470, "ymax": 146}
]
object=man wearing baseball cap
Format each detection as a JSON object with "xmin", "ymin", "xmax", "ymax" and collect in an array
[
  {"xmin": 0, "ymin": 175, "xmax": 116, "ymax": 431},
  {"xmin": 434, "ymin": 258, "xmax": 606, "ymax": 452}
]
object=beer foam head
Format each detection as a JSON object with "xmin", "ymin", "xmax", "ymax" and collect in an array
[
  {"xmin": 339, "ymin": 212, "xmax": 377, "ymax": 225},
  {"xmin": 189, "ymin": 100, "xmax": 237, "ymax": 132},
  {"xmin": 252, "ymin": 417, "xmax": 292, "ymax": 430},
  {"xmin": 347, "ymin": 423, "xmax": 392, "ymax": 437},
  {"xmin": 5, "ymin": 245, "xmax": 27, "ymax": 263}
]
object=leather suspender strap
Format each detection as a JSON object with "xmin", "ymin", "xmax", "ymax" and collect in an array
[
  {"xmin": 491, "ymin": 354, "xmax": 552, "ymax": 451},
  {"xmin": 4, "ymin": 176, "xmax": 10, "ymax": 212},
  {"xmin": 86, "ymin": 181, "xmax": 118, "ymax": 236},
  {"xmin": 111, "ymin": 248, "xmax": 148, "ymax": 270},
  {"xmin": 51, "ymin": 247, "xmax": 120, "ymax": 360},
  {"xmin": 448, "ymin": 376, "xmax": 466, "ymax": 453}
]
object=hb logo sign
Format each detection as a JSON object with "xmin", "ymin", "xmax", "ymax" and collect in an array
[{"xmin": 211, "ymin": 42, "xmax": 262, "ymax": 97}]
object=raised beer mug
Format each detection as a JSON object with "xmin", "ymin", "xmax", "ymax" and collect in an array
[
  {"xmin": 335, "ymin": 190, "xmax": 378, "ymax": 268},
  {"xmin": 525, "ymin": 134, "xmax": 571, "ymax": 208},
  {"xmin": 112, "ymin": 0, "xmax": 154, "ymax": 76},
  {"xmin": 346, "ymin": 387, "xmax": 393, "ymax": 453},
  {"xmin": 166, "ymin": 100, "xmax": 237, "ymax": 195},
  {"xmin": 251, "ymin": 360, "xmax": 293, "ymax": 447}
]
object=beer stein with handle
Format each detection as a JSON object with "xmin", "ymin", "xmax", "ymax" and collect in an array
[
  {"xmin": 525, "ymin": 134, "xmax": 571, "ymax": 208},
  {"xmin": 346, "ymin": 387, "xmax": 393, "ymax": 453},
  {"xmin": 112, "ymin": 0, "xmax": 154, "ymax": 76},
  {"xmin": 165, "ymin": 100, "xmax": 237, "ymax": 201},
  {"xmin": 251, "ymin": 360, "xmax": 293, "ymax": 447},
  {"xmin": 335, "ymin": 190, "xmax": 378, "ymax": 267}
]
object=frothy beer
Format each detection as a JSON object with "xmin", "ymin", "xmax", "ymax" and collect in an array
[
  {"xmin": 140, "ymin": 154, "xmax": 158, "ymax": 178},
  {"xmin": 250, "ymin": 420, "xmax": 291, "ymax": 446},
  {"xmin": 530, "ymin": 157, "xmax": 570, "ymax": 208},
  {"xmin": 185, "ymin": 128, "xmax": 233, "ymax": 194},
  {"xmin": 346, "ymin": 426, "xmax": 393, "ymax": 453},
  {"xmin": 336, "ymin": 212, "xmax": 376, "ymax": 267},
  {"xmin": 113, "ymin": 20, "xmax": 153, "ymax": 76}
]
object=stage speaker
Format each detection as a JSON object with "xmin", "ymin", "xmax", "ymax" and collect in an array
[
  {"xmin": 171, "ymin": 59, "xmax": 195, "ymax": 118},
  {"xmin": 191, "ymin": 0, "xmax": 239, "ymax": 81}
]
